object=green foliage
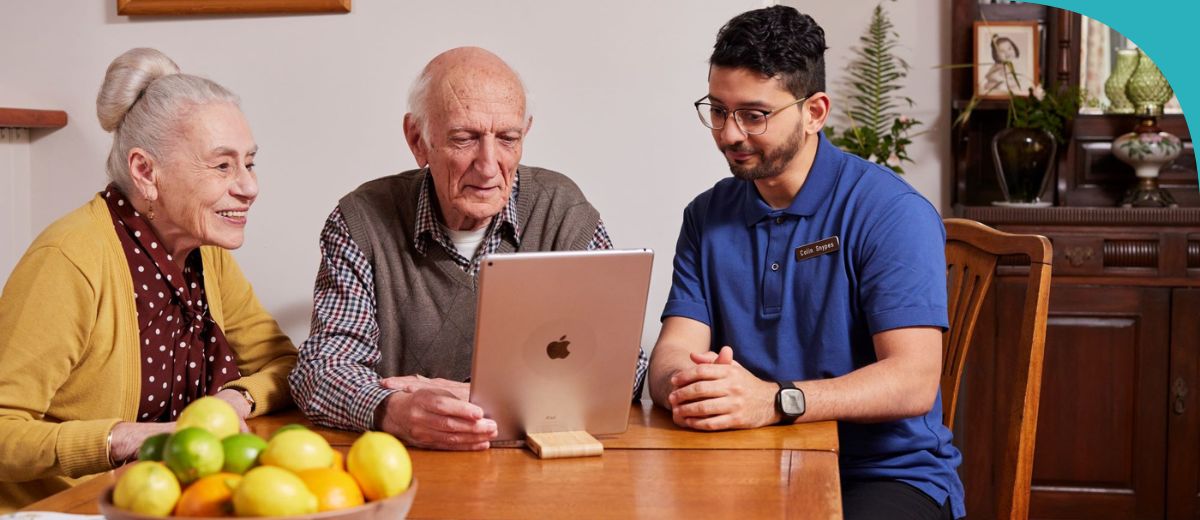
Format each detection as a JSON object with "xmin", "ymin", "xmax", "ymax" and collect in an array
[
  {"xmin": 825, "ymin": 2, "xmax": 921, "ymax": 174},
  {"xmin": 1007, "ymin": 85, "xmax": 1083, "ymax": 143},
  {"xmin": 954, "ymin": 83, "xmax": 1084, "ymax": 145}
]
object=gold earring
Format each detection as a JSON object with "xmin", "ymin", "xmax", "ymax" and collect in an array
[{"xmin": 147, "ymin": 200, "xmax": 156, "ymax": 221}]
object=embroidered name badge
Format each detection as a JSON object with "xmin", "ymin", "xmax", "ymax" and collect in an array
[{"xmin": 795, "ymin": 236, "xmax": 841, "ymax": 262}]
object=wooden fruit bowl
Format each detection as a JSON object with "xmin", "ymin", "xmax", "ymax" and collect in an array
[{"xmin": 98, "ymin": 478, "xmax": 417, "ymax": 520}]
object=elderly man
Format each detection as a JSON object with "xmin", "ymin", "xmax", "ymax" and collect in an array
[
  {"xmin": 290, "ymin": 47, "xmax": 646, "ymax": 450},
  {"xmin": 648, "ymin": 7, "xmax": 963, "ymax": 519}
]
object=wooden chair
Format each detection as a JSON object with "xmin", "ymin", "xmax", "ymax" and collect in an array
[{"xmin": 942, "ymin": 218, "xmax": 1052, "ymax": 520}]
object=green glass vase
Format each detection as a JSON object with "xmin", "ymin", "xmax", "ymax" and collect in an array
[
  {"xmin": 1104, "ymin": 49, "xmax": 1138, "ymax": 114},
  {"xmin": 1125, "ymin": 49, "xmax": 1174, "ymax": 117},
  {"xmin": 991, "ymin": 128, "xmax": 1057, "ymax": 205}
]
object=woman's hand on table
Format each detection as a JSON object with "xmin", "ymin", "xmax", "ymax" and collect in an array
[{"xmin": 108, "ymin": 421, "xmax": 176, "ymax": 466}]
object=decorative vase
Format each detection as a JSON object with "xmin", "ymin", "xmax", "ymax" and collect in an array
[
  {"xmin": 1113, "ymin": 118, "xmax": 1181, "ymax": 207},
  {"xmin": 991, "ymin": 127, "xmax": 1057, "ymax": 206},
  {"xmin": 1125, "ymin": 49, "xmax": 1174, "ymax": 117},
  {"xmin": 1104, "ymin": 49, "xmax": 1138, "ymax": 114}
]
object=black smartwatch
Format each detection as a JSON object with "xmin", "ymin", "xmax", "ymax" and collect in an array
[{"xmin": 775, "ymin": 381, "xmax": 805, "ymax": 425}]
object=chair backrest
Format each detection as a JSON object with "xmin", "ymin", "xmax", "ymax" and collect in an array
[{"xmin": 942, "ymin": 218, "xmax": 1052, "ymax": 520}]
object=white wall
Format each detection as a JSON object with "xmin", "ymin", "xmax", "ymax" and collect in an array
[
  {"xmin": 1, "ymin": 0, "xmax": 946, "ymax": 350},
  {"xmin": 0, "ymin": 129, "xmax": 32, "ymax": 282},
  {"xmin": 787, "ymin": 0, "xmax": 951, "ymax": 207}
]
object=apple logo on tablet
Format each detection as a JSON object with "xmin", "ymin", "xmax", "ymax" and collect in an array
[{"xmin": 546, "ymin": 335, "xmax": 571, "ymax": 359}]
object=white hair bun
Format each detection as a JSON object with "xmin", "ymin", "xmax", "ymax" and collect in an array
[{"xmin": 96, "ymin": 48, "xmax": 180, "ymax": 132}]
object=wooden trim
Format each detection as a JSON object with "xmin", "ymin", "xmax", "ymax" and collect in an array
[
  {"xmin": 117, "ymin": 0, "xmax": 350, "ymax": 15},
  {"xmin": 956, "ymin": 206, "xmax": 1200, "ymax": 226},
  {"xmin": 0, "ymin": 108, "xmax": 67, "ymax": 129}
]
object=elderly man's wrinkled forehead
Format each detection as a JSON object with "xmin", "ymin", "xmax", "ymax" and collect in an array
[{"xmin": 425, "ymin": 48, "xmax": 526, "ymax": 118}]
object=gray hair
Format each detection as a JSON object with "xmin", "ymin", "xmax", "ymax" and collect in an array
[
  {"xmin": 97, "ymin": 48, "xmax": 240, "ymax": 194},
  {"xmin": 405, "ymin": 66, "xmax": 533, "ymax": 145}
]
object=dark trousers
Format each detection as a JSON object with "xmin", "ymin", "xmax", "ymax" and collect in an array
[{"xmin": 842, "ymin": 480, "xmax": 955, "ymax": 520}]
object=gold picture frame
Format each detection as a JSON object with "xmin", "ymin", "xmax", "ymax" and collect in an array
[
  {"xmin": 973, "ymin": 21, "xmax": 1040, "ymax": 100},
  {"xmin": 117, "ymin": 0, "xmax": 350, "ymax": 15}
]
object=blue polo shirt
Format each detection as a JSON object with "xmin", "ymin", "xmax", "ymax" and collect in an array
[{"xmin": 663, "ymin": 133, "xmax": 964, "ymax": 517}]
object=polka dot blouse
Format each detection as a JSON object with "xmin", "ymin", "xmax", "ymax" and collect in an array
[{"xmin": 103, "ymin": 185, "xmax": 242, "ymax": 422}]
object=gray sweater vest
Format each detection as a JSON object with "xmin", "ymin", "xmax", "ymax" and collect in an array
[{"xmin": 338, "ymin": 166, "xmax": 601, "ymax": 380}]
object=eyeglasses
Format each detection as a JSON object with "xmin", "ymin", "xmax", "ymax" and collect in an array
[{"xmin": 693, "ymin": 95, "xmax": 809, "ymax": 136}]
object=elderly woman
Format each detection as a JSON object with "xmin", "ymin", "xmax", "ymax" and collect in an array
[{"xmin": 0, "ymin": 48, "xmax": 296, "ymax": 511}]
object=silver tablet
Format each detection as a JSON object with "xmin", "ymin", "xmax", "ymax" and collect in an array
[{"xmin": 468, "ymin": 249, "xmax": 654, "ymax": 443}]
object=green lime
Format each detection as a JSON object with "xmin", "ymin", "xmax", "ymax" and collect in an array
[
  {"xmin": 138, "ymin": 432, "xmax": 170, "ymax": 462},
  {"xmin": 270, "ymin": 423, "xmax": 308, "ymax": 439},
  {"xmin": 222, "ymin": 433, "xmax": 268, "ymax": 474},
  {"xmin": 163, "ymin": 427, "xmax": 224, "ymax": 485}
]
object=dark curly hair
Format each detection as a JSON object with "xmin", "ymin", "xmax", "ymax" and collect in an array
[{"xmin": 710, "ymin": 5, "xmax": 828, "ymax": 99}]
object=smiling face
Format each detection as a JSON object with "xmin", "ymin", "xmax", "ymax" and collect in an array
[
  {"xmin": 707, "ymin": 66, "xmax": 808, "ymax": 181},
  {"xmin": 405, "ymin": 48, "xmax": 530, "ymax": 231},
  {"xmin": 993, "ymin": 38, "xmax": 1018, "ymax": 63},
  {"xmin": 152, "ymin": 102, "xmax": 259, "ymax": 254}
]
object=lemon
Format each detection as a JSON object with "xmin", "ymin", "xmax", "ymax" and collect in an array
[
  {"xmin": 269, "ymin": 423, "xmax": 308, "ymax": 440},
  {"xmin": 232, "ymin": 466, "xmax": 318, "ymax": 517},
  {"xmin": 260, "ymin": 429, "xmax": 334, "ymax": 473},
  {"xmin": 113, "ymin": 461, "xmax": 181, "ymax": 517},
  {"xmin": 347, "ymin": 432, "xmax": 412, "ymax": 501},
  {"xmin": 176, "ymin": 396, "xmax": 240, "ymax": 439}
]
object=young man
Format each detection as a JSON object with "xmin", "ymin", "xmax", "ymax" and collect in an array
[{"xmin": 648, "ymin": 7, "xmax": 963, "ymax": 519}]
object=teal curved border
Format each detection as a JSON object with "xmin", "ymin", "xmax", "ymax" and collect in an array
[{"xmin": 1029, "ymin": 1, "xmax": 1198, "ymax": 148}]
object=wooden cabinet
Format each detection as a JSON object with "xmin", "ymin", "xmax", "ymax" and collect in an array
[
  {"xmin": 953, "ymin": 210, "xmax": 1200, "ymax": 519},
  {"xmin": 1168, "ymin": 289, "xmax": 1200, "ymax": 519},
  {"xmin": 949, "ymin": 1, "xmax": 1200, "ymax": 517}
]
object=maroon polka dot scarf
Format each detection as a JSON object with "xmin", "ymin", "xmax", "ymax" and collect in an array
[{"xmin": 102, "ymin": 185, "xmax": 242, "ymax": 422}]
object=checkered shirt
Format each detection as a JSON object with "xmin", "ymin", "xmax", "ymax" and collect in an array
[{"xmin": 290, "ymin": 170, "xmax": 648, "ymax": 432}]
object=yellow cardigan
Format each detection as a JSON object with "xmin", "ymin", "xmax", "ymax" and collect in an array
[{"xmin": 0, "ymin": 195, "xmax": 298, "ymax": 511}]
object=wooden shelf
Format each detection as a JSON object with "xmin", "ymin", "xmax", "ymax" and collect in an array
[
  {"xmin": 951, "ymin": 98, "xmax": 1010, "ymax": 111},
  {"xmin": 0, "ymin": 108, "xmax": 68, "ymax": 129},
  {"xmin": 955, "ymin": 205, "xmax": 1200, "ymax": 226}
]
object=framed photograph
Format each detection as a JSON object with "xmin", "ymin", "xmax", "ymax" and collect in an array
[
  {"xmin": 973, "ymin": 21, "xmax": 1039, "ymax": 99},
  {"xmin": 117, "ymin": 0, "xmax": 350, "ymax": 15}
]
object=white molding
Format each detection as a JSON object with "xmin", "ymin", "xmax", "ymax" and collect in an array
[{"xmin": 0, "ymin": 128, "xmax": 32, "ymax": 289}]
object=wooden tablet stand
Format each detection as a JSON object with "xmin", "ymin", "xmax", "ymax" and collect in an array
[{"xmin": 525, "ymin": 430, "xmax": 603, "ymax": 459}]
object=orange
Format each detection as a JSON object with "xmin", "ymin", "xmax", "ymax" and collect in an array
[
  {"xmin": 297, "ymin": 467, "xmax": 365, "ymax": 512},
  {"xmin": 174, "ymin": 472, "xmax": 241, "ymax": 517},
  {"xmin": 330, "ymin": 450, "xmax": 344, "ymax": 471}
]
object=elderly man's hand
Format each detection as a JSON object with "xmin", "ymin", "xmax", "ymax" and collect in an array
[
  {"xmin": 376, "ymin": 388, "xmax": 497, "ymax": 451},
  {"xmin": 380, "ymin": 375, "xmax": 470, "ymax": 401},
  {"xmin": 667, "ymin": 346, "xmax": 780, "ymax": 431}
]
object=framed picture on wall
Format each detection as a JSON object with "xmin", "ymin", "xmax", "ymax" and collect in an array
[
  {"xmin": 117, "ymin": 0, "xmax": 350, "ymax": 15},
  {"xmin": 973, "ymin": 21, "xmax": 1040, "ymax": 99}
]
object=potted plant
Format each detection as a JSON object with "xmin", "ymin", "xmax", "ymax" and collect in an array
[
  {"xmin": 993, "ymin": 83, "xmax": 1081, "ymax": 205},
  {"xmin": 957, "ymin": 71, "xmax": 1083, "ymax": 205},
  {"xmin": 824, "ymin": 3, "xmax": 921, "ymax": 174}
]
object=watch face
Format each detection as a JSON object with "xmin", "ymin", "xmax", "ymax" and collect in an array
[{"xmin": 780, "ymin": 389, "xmax": 805, "ymax": 416}]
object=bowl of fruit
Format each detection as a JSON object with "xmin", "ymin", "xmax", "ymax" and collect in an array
[{"xmin": 98, "ymin": 397, "xmax": 416, "ymax": 519}]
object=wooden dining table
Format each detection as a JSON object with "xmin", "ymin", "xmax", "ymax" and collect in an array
[{"xmin": 23, "ymin": 401, "xmax": 843, "ymax": 519}]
